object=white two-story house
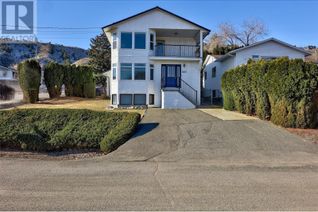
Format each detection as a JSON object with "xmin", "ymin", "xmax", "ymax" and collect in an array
[
  {"xmin": 202, "ymin": 38, "xmax": 310, "ymax": 102},
  {"xmin": 103, "ymin": 6, "xmax": 210, "ymax": 109}
]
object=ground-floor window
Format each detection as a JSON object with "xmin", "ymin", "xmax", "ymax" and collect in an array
[
  {"xmin": 120, "ymin": 94, "xmax": 133, "ymax": 105},
  {"xmin": 134, "ymin": 94, "xmax": 146, "ymax": 105},
  {"xmin": 112, "ymin": 94, "xmax": 117, "ymax": 105},
  {"xmin": 212, "ymin": 90, "xmax": 216, "ymax": 98},
  {"xmin": 149, "ymin": 94, "xmax": 154, "ymax": 105}
]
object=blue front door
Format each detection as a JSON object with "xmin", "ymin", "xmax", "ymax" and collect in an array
[{"xmin": 161, "ymin": 65, "xmax": 181, "ymax": 88}]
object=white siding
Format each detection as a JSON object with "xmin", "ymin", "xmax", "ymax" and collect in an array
[
  {"xmin": 162, "ymin": 90, "xmax": 195, "ymax": 109},
  {"xmin": 106, "ymin": 9, "xmax": 205, "ymax": 108},
  {"xmin": 234, "ymin": 41, "xmax": 305, "ymax": 66},
  {"xmin": 204, "ymin": 40, "xmax": 307, "ymax": 95}
]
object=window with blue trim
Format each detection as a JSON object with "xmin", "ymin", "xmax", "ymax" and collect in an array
[
  {"xmin": 134, "ymin": 32, "xmax": 146, "ymax": 49},
  {"xmin": 120, "ymin": 63, "xmax": 132, "ymax": 80},
  {"xmin": 134, "ymin": 63, "xmax": 146, "ymax": 80},
  {"xmin": 121, "ymin": 32, "xmax": 132, "ymax": 49},
  {"xmin": 150, "ymin": 64, "xmax": 154, "ymax": 80}
]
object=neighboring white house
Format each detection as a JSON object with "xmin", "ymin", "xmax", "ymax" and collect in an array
[
  {"xmin": 0, "ymin": 65, "xmax": 17, "ymax": 81},
  {"xmin": 103, "ymin": 6, "xmax": 210, "ymax": 109},
  {"xmin": 203, "ymin": 37, "xmax": 311, "ymax": 100}
]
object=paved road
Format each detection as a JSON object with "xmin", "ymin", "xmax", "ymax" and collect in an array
[{"xmin": 1, "ymin": 109, "xmax": 318, "ymax": 210}]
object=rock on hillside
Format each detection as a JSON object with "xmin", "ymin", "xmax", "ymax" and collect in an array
[{"xmin": 0, "ymin": 40, "xmax": 88, "ymax": 67}]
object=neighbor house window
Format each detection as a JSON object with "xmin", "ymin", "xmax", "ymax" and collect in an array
[
  {"xmin": 150, "ymin": 64, "xmax": 154, "ymax": 80},
  {"xmin": 261, "ymin": 56, "xmax": 278, "ymax": 61},
  {"xmin": 149, "ymin": 94, "xmax": 154, "ymax": 105},
  {"xmin": 134, "ymin": 63, "xmax": 146, "ymax": 80},
  {"xmin": 204, "ymin": 71, "xmax": 207, "ymax": 80},
  {"xmin": 112, "ymin": 63, "xmax": 117, "ymax": 80},
  {"xmin": 134, "ymin": 94, "xmax": 146, "ymax": 105},
  {"xmin": 252, "ymin": 55, "xmax": 259, "ymax": 60},
  {"xmin": 121, "ymin": 32, "xmax": 132, "ymax": 49},
  {"xmin": 212, "ymin": 90, "xmax": 216, "ymax": 98},
  {"xmin": 134, "ymin": 32, "xmax": 146, "ymax": 49},
  {"xmin": 120, "ymin": 63, "xmax": 132, "ymax": 80},
  {"xmin": 112, "ymin": 94, "xmax": 117, "ymax": 105},
  {"xmin": 112, "ymin": 33, "xmax": 117, "ymax": 49},
  {"xmin": 212, "ymin": 67, "xmax": 216, "ymax": 78},
  {"xmin": 120, "ymin": 94, "xmax": 132, "ymax": 105},
  {"xmin": 150, "ymin": 33, "xmax": 154, "ymax": 50}
]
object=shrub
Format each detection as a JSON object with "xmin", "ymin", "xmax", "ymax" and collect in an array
[
  {"xmin": 0, "ymin": 109, "xmax": 140, "ymax": 152},
  {"xmin": 44, "ymin": 62, "xmax": 64, "ymax": 98},
  {"xmin": 0, "ymin": 84, "xmax": 15, "ymax": 100},
  {"xmin": 63, "ymin": 65, "xmax": 96, "ymax": 98},
  {"xmin": 17, "ymin": 60, "xmax": 41, "ymax": 103},
  {"xmin": 100, "ymin": 113, "xmax": 140, "ymax": 153},
  {"xmin": 221, "ymin": 58, "xmax": 318, "ymax": 128}
]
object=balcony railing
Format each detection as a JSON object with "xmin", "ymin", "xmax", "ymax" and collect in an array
[{"xmin": 155, "ymin": 44, "xmax": 200, "ymax": 58}]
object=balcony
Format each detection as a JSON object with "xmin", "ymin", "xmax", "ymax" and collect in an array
[{"xmin": 155, "ymin": 44, "xmax": 200, "ymax": 58}]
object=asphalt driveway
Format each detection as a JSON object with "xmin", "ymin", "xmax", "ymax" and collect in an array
[
  {"xmin": 106, "ymin": 109, "xmax": 318, "ymax": 165},
  {"xmin": 1, "ymin": 109, "xmax": 318, "ymax": 210}
]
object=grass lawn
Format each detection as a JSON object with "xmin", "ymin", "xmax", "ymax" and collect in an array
[{"xmin": 14, "ymin": 97, "xmax": 146, "ymax": 116}]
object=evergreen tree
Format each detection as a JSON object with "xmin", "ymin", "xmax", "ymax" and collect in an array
[{"xmin": 88, "ymin": 33, "xmax": 111, "ymax": 73}]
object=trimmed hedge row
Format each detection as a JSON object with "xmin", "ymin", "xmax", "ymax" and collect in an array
[
  {"xmin": 0, "ymin": 109, "xmax": 140, "ymax": 152},
  {"xmin": 44, "ymin": 62, "xmax": 64, "ymax": 98},
  {"xmin": 44, "ymin": 62, "xmax": 96, "ymax": 99},
  {"xmin": 63, "ymin": 65, "xmax": 96, "ymax": 98},
  {"xmin": 18, "ymin": 60, "xmax": 41, "ymax": 103},
  {"xmin": 221, "ymin": 58, "xmax": 318, "ymax": 128}
]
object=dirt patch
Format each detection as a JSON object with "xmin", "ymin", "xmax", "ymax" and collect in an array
[
  {"xmin": 286, "ymin": 128, "xmax": 318, "ymax": 144},
  {"xmin": 0, "ymin": 149, "xmax": 105, "ymax": 160}
]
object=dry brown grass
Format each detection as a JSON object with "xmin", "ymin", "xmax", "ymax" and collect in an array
[{"xmin": 15, "ymin": 97, "xmax": 145, "ymax": 116}]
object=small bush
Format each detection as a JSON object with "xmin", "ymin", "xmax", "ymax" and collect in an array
[
  {"xmin": 0, "ymin": 84, "xmax": 15, "ymax": 100},
  {"xmin": 18, "ymin": 60, "xmax": 41, "ymax": 103},
  {"xmin": 0, "ymin": 109, "xmax": 140, "ymax": 152},
  {"xmin": 44, "ymin": 62, "xmax": 64, "ymax": 98}
]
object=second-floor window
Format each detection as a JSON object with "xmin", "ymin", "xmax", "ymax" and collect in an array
[
  {"xmin": 134, "ymin": 32, "xmax": 146, "ymax": 49},
  {"xmin": 121, "ymin": 32, "xmax": 132, "ymax": 49},
  {"xmin": 150, "ymin": 64, "xmax": 154, "ymax": 80},
  {"xmin": 134, "ymin": 63, "xmax": 146, "ymax": 80},
  {"xmin": 121, "ymin": 63, "xmax": 132, "ymax": 80},
  {"xmin": 212, "ymin": 67, "xmax": 216, "ymax": 78},
  {"xmin": 112, "ymin": 63, "xmax": 117, "ymax": 80},
  {"xmin": 150, "ymin": 33, "xmax": 154, "ymax": 50},
  {"xmin": 112, "ymin": 33, "xmax": 117, "ymax": 49}
]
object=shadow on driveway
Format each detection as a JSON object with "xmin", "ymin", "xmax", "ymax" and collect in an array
[{"xmin": 132, "ymin": 123, "xmax": 159, "ymax": 139}]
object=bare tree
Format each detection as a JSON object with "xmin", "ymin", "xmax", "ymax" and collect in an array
[
  {"xmin": 219, "ymin": 23, "xmax": 237, "ymax": 46},
  {"xmin": 219, "ymin": 19, "xmax": 268, "ymax": 46},
  {"xmin": 204, "ymin": 33, "xmax": 226, "ymax": 53}
]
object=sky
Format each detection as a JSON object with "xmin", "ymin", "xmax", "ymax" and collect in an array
[{"xmin": 36, "ymin": 0, "xmax": 318, "ymax": 49}]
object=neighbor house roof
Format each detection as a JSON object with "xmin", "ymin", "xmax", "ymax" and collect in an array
[
  {"xmin": 215, "ymin": 37, "xmax": 311, "ymax": 62},
  {"xmin": 0, "ymin": 65, "xmax": 15, "ymax": 72},
  {"xmin": 102, "ymin": 6, "xmax": 210, "ymax": 33}
]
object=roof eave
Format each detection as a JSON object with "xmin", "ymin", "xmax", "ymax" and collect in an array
[{"xmin": 102, "ymin": 6, "xmax": 210, "ymax": 33}]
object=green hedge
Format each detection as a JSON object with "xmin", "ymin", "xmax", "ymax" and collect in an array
[
  {"xmin": 44, "ymin": 62, "xmax": 64, "ymax": 98},
  {"xmin": 221, "ymin": 58, "xmax": 318, "ymax": 128},
  {"xmin": 18, "ymin": 60, "xmax": 41, "ymax": 103},
  {"xmin": 0, "ymin": 109, "xmax": 140, "ymax": 152},
  {"xmin": 63, "ymin": 65, "xmax": 96, "ymax": 98},
  {"xmin": 100, "ymin": 113, "xmax": 140, "ymax": 153}
]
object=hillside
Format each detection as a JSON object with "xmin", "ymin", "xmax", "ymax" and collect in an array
[{"xmin": 0, "ymin": 40, "xmax": 88, "ymax": 68}]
